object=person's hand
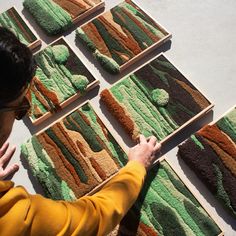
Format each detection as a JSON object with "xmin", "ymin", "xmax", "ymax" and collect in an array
[
  {"xmin": 0, "ymin": 141, "xmax": 19, "ymax": 180},
  {"xmin": 128, "ymin": 134, "xmax": 161, "ymax": 170}
]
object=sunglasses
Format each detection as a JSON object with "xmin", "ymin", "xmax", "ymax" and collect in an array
[{"xmin": 0, "ymin": 96, "xmax": 31, "ymax": 120}]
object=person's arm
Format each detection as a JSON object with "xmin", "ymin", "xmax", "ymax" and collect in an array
[{"xmin": 0, "ymin": 135, "xmax": 160, "ymax": 235}]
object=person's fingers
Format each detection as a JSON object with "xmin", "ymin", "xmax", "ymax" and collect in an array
[
  {"xmin": 0, "ymin": 163, "xmax": 19, "ymax": 180},
  {"xmin": 148, "ymin": 136, "xmax": 157, "ymax": 146},
  {"xmin": 0, "ymin": 141, "xmax": 9, "ymax": 157},
  {"xmin": 139, "ymin": 134, "xmax": 147, "ymax": 144},
  {"xmin": 154, "ymin": 142, "xmax": 161, "ymax": 152},
  {"xmin": 0, "ymin": 145, "xmax": 16, "ymax": 166}
]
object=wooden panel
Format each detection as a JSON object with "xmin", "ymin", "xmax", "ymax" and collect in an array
[
  {"xmin": 28, "ymin": 37, "xmax": 99, "ymax": 125},
  {"xmin": 178, "ymin": 105, "xmax": 236, "ymax": 218},
  {"xmin": 21, "ymin": 101, "xmax": 127, "ymax": 200},
  {"xmin": 23, "ymin": 0, "xmax": 105, "ymax": 35},
  {"xmin": 101, "ymin": 53, "xmax": 213, "ymax": 145},
  {"xmin": 0, "ymin": 7, "xmax": 41, "ymax": 50},
  {"xmin": 76, "ymin": 0, "xmax": 171, "ymax": 74}
]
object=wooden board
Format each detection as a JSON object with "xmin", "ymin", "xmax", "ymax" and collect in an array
[
  {"xmin": 178, "ymin": 105, "xmax": 236, "ymax": 219},
  {"xmin": 101, "ymin": 52, "xmax": 214, "ymax": 146},
  {"xmin": 107, "ymin": 156, "xmax": 224, "ymax": 236},
  {"xmin": 23, "ymin": 0, "xmax": 105, "ymax": 35},
  {"xmin": 209, "ymin": 105, "xmax": 236, "ymax": 125},
  {"xmin": 21, "ymin": 101, "xmax": 128, "ymax": 200},
  {"xmin": 28, "ymin": 37, "xmax": 99, "ymax": 125},
  {"xmin": 0, "ymin": 7, "xmax": 41, "ymax": 51},
  {"xmin": 76, "ymin": 0, "xmax": 171, "ymax": 74}
]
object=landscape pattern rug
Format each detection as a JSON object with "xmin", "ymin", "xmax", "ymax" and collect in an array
[
  {"xmin": 101, "ymin": 54, "xmax": 212, "ymax": 141},
  {"xmin": 23, "ymin": 0, "xmax": 104, "ymax": 35},
  {"xmin": 22, "ymin": 102, "xmax": 127, "ymax": 200},
  {"xmin": 0, "ymin": 7, "xmax": 39, "ymax": 49},
  {"xmin": 28, "ymin": 37, "xmax": 99, "ymax": 124},
  {"xmin": 108, "ymin": 160, "xmax": 222, "ymax": 236},
  {"xmin": 76, "ymin": 0, "xmax": 171, "ymax": 74},
  {"xmin": 178, "ymin": 106, "xmax": 236, "ymax": 218}
]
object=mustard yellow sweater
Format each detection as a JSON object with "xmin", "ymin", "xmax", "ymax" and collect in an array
[{"xmin": 0, "ymin": 161, "xmax": 146, "ymax": 236}]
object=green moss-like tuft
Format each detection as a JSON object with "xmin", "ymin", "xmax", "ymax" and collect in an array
[
  {"xmin": 64, "ymin": 112, "xmax": 103, "ymax": 152},
  {"xmin": 45, "ymin": 128, "xmax": 88, "ymax": 184},
  {"xmin": 184, "ymin": 199, "xmax": 221, "ymax": 235},
  {"xmin": 190, "ymin": 134, "xmax": 205, "ymax": 150},
  {"xmin": 71, "ymin": 75, "xmax": 89, "ymax": 92},
  {"xmin": 52, "ymin": 45, "xmax": 69, "ymax": 64},
  {"xmin": 151, "ymin": 88, "xmax": 169, "ymax": 106},
  {"xmin": 76, "ymin": 28, "xmax": 96, "ymax": 52},
  {"xmin": 213, "ymin": 164, "xmax": 236, "ymax": 217},
  {"xmin": 23, "ymin": 0, "xmax": 72, "ymax": 35},
  {"xmin": 150, "ymin": 202, "xmax": 187, "ymax": 236},
  {"xmin": 94, "ymin": 50, "xmax": 120, "ymax": 74},
  {"xmin": 162, "ymin": 161, "xmax": 200, "ymax": 206},
  {"xmin": 21, "ymin": 144, "xmax": 29, "ymax": 157}
]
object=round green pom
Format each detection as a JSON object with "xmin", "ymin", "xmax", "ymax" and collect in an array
[
  {"xmin": 151, "ymin": 89, "xmax": 169, "ymax": 106},
  {"xmin": 52, "ymin": 45, "xmax": 69, "ymax": 64},
  {"xmin": 71, "ymin": 75, "xmax": 89, "ymax": 92}
]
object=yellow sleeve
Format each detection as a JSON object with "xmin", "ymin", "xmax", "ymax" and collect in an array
[{"xmin": 0, "ymin": 160, "xmax": 146, "ymax": 236}]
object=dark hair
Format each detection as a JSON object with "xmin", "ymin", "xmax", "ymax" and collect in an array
[{"xmin": 0, "ymin": 27, "xmax": 35, "ymax": 104}]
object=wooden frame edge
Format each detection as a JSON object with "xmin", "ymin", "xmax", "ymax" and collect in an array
[
  {"xmin": 34, "ymin": 100, "xmax": 91, "ymax": 135},
  {"xmin": 29, "ymin": 36, "xmax": 100, "ymax": 125},
  {"xmin": 160, "ymin": 104, "xmax": 214, "ymax": 145},
  {"xmin": 72, "ymin": 0, "xmax": 105, "ymax": 24},
  {"xmin": 151, "ymin": 104, "xmax": 214, "ymax": 166},
  {"xmin": 165, "ymin": 157, "xmax": 225, "ymax": 235},
  {"xmin": 208, "ymin": 105, "xmax": 236, "ymax": 126}
]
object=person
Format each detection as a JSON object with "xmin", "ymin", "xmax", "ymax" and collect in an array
[{"xmin": 0, "ymin": 26, "xmax": 161, "ymax": 235}]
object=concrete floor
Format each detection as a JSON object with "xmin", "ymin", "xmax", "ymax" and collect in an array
[{"xmin": 1, "ymin": 0, "xmax": 236, "ymax": 234}]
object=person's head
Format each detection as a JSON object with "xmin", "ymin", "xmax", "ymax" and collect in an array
[{"xmin": 0, "ymin": 27, "xmax": 35, "ymax": 146}]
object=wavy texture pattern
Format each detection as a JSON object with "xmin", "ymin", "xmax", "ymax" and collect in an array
[
  {"xmin": 23, "ymin": 0, "xmax": 102, "ymax": 35},
  {"xmin": 21, "ymin": 103, "xmax": 127, "ymax": 200},
  {"xmin": 29, "ymin": 38, "xmax": 97, "ymax": 121},
  {"xmin": 76, "ymin": 0, "xmax": 169, "ymax": 74},
  {"xmin": 0, "ymin": 7, "xmax": 36, "ymax": 46},
  {"xmin": 108, "ymin": 161, "xmax": 221, "ymax": 236},
  {"xmin": 101, "ymin": 54, "xmax": 210, "ymax": 141},
  {"xmin": 178, "ymin": 107, "xmax": 236, "ymax": 218}
]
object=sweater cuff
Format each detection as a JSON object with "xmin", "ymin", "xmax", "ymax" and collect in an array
[{"xmin": 123, "ymin": 160, "xmax": 147, "ymax": 178}]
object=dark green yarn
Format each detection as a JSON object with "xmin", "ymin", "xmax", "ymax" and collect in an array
[{"xmin": 45, "ymin": 128, "xmax": 88, "ymax": 183}]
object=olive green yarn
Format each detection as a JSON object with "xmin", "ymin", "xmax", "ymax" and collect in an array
[
  {"xmin": 23, "ymin": 0, "xmax": 73, "ymax": 35},
  {"xmin": 76, "ymin": 27, "xmax": 96, "ymax": 52},
  {"xmin": 94, "ymin": 50, "xmax": 120, "ymax": 74},
  {"xmin": 52, "ymin": 45, "xmax": 70, "ymax": 64},
  {"xmin": 71, "ymin": 75, "xmax": 89, "ymax": 92}
]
